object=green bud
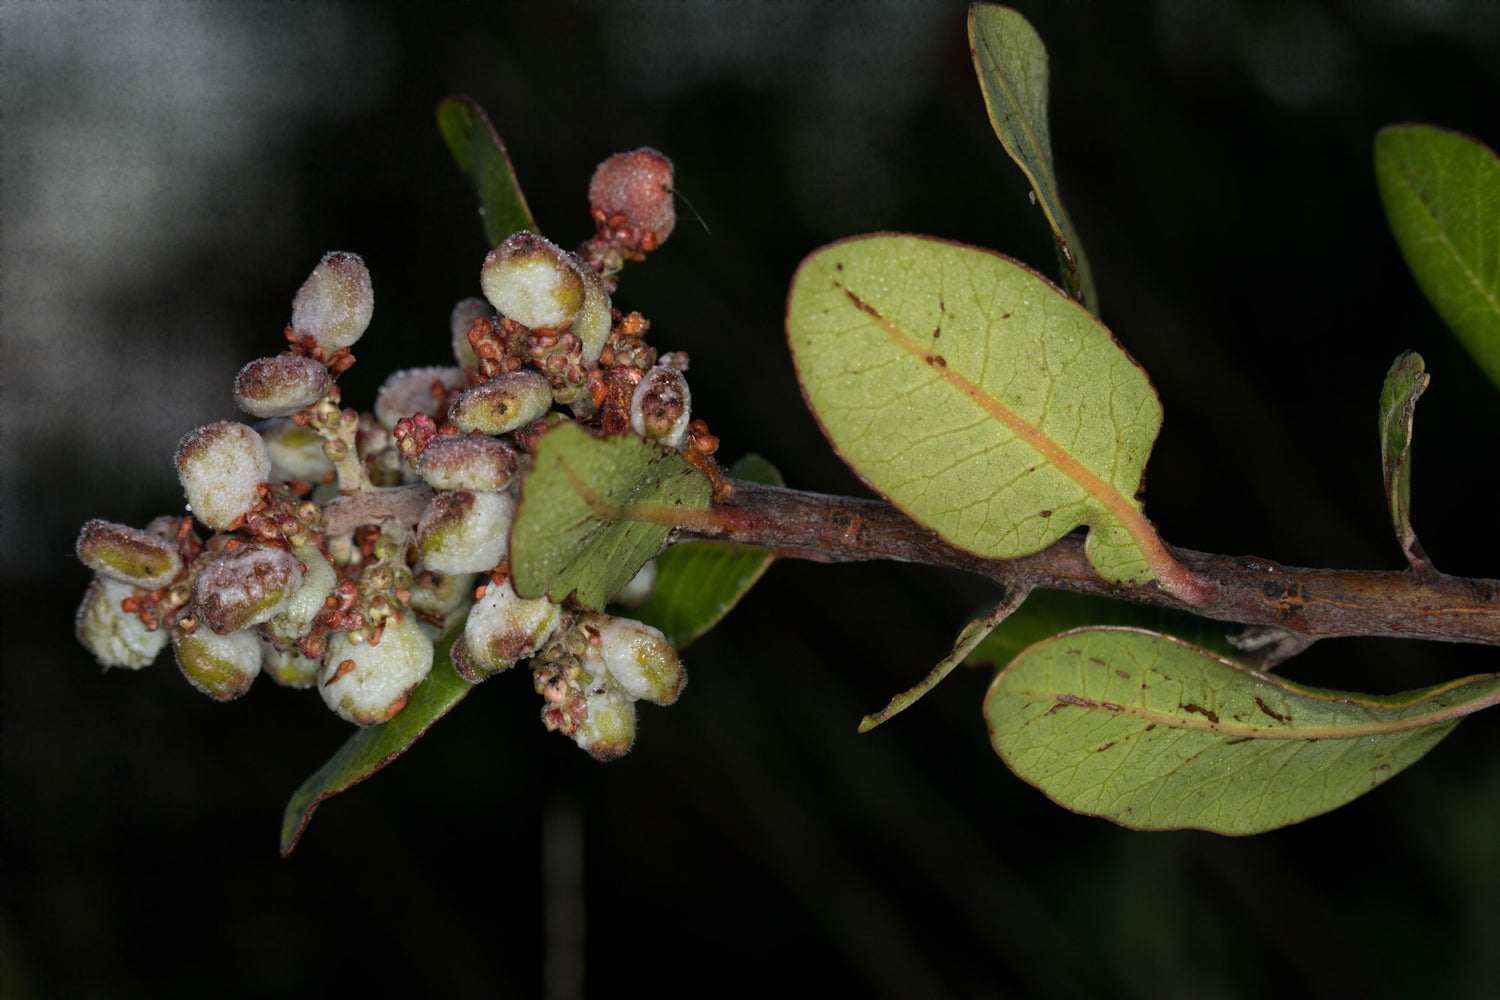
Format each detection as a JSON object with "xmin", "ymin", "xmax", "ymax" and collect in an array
[
  {"xmin": 373, "ymin": 366, "xmax": 466, "ymax": 430},
  {"xmin": 261, "ymin": 640, "xmax": 321, "ymax": 688},
  {"xmin": 173, "ymin": 627, "xmax": 262, "ymax": 701},
  {"xmin": 75, "ymin": 575, "xmax": 170, "ymax": 669},
  {"xmin": 76, "ymin": 519, "xmax": 182, "ymax": 590},
  {"xmin": 233, "ymin": 355, "xmax": 330, "ymax": 418},
  {"xmin": 596, "ymin": 617, "xmax": 685, "ymax": 705},
  {"xmin": 480, "ymin": 232, "xmax": 586, "ymax": 330},
  {"xmin": 320, "ymin": 613, "xmax": 434, "ymax": 725},
  {"xmin": 460, "ymin": 579, "xmax": 563, "ymax": 679},
  {"xmin": 572, "ymin": 686, "xmax": 637, "ymax": 760},
  {"xmin": 191, "ymin": 544, "xmax": 303, "ymax": 635},
  {"xmin": 263, "ymin": 545, "xmax": 338, "ymax": 642},
  {"xmin": 175, "ymin": 422, "xmax": 271, "ymax": 530},
  {"xmin": 445, "ymin": 371, "xmax": 552, "ymax": 436},
  {"xmin": 416, "ymin": 489, "xmax": 513, "ymax": 575}
]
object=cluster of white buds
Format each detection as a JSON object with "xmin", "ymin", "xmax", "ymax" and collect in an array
[{"xmin": 76, "ymin": 150, "xmax": 720, "ymax": 759}]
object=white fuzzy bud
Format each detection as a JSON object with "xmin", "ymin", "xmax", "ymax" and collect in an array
[
  {"xmin": 76, "ymin": 519, "xmax": 182, "ymax": 590},
  {"xmin": 257, "ymin": 417, "xmax": 336, "ymax": 483},
  {"xmin": 175, "ymin": 422, "xmax": 271, "ymax": 530},
  {"xmin": 450, "ymin": 296, "xmax": 492, "ymax": 369},
  {"xmin": 173, "ymin": 626, "xmax": 262, "ymax": 701},
  {"xmin": 75, "ymin": 576, "xmax": 170, "ymax": 669},
  {"xmin": 320, "ymin": 613, "xmax": 434, "ymax": 725},
  {"xmin": 263, "ymin": 545, "xmax": 337, "ymax": 642},
  {"xmin": 459, "ymin": 579, "xmax": 562, "ymax": 679},
  {"xmin": 611, "ymin": 559, "xmax": 658, "ymax": 609},
  {"xmin": 233, "ymin": 355, "xmax": 330, "ymax": 418},
  {"xmin": 480, "ymin": 232, "xmax": 586, "ymax": 330},
  {"xmin": 415, "ymin": 489, "xmax": 513, "ymax": 575},
  {"xmin": 417, "ymin": 434, "xmax": 520, "ymax": 491},
  {"xmin": 261, "ymin": 641, "xmax": 322, "ymax": 689},
  {"xmin": 573, "ymin": 259, "xmax": 612, "ymax": 365},
  {"xmin": 595, "ymin": 617, "xmax": 685, "ymax": 705},
  {"xmin": 572, "ymin": 686, "xmax": 637, "ymax": 760},
  {"xmin": 445, "ymin": 371, "xmax": 552, "ymax": 436},
  {"xmin": 373, "ymin": 366, "xmax": 467, "ymax": 430},
  {"xmin": 630, "ymin": 366, "xmax": 691, "ymax": 449},
  {"xmin": 192, "ymin": 544, "xmax": 303, "ymax": 635},
  {"xmin": 291, "ymin": 251, "xmax": 373, "ymax": 351}
]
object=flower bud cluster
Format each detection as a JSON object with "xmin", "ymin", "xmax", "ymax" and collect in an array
[{"xmin": 78, "ymin": 149, "xmax": 714, "ymax": 760}]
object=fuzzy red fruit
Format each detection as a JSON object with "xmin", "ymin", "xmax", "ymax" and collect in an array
[{"xmin": 589, "ymin": 148, "xmax": 676, "ymax": 249}]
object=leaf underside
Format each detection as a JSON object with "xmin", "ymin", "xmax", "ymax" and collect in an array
[
  {"xmin": 786, "ymin": 233, "xmax": 1162, "ymax": 586},
  {"xmin": 623, "ymin": 455, "xmax": 781, "ymax": 649},
  {"xmin": 1378, "ymin": 350, "xmax": 1434, "ymax": 576},
  {"xmin": 281, "ymin": 621, "xmax": 469, "ymax": 856},
  {"xmin": 1375, "ymin": 124, "xmax": 1500, "ymax": 392},
  {"xmin": 985, "ymin": 627, "xmax": 1500, "ymax": 834},
  {"xmin": 968, "ymin": 3, "xmax": 1097, "ymax": 313},
  {"xmin": 437, "ymin": 95, "xmax": 539, "ymax": 248},
  {"xmin": 509, "ymin": 422, "xmax": 713, "ymax": 612}
]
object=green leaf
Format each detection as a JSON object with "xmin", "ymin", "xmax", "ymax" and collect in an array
[
  {"xmin": 966, "ymin": 589, "xmax": 1242, "ymax": 668},
  {"xmin": 787, "ymin": 234, "xmax": 1204, "ymax": 601},
  {"xmin": 509, "ymin": 422, "xmax": 713, "ymax": 611},
  {"xmin": 859, "ymin": 585, "xmax": 1030, "ymax": 732},
  {"xmin": 984, "ymin": 627, "xmax": 1500, "ymax": 834},
  {"xmin": 1375, "ymin": 124, "xmax": 1500, "ymax": 391},
  {"xmin": 623, "ymin": 455, "xmax": 781, "ymax": 648},
  {"xmin": 281, "ymin": 621, "xmax": 470, "ymax": 856},
  {"xmin": 968, "ymin": 3, "xmax": 1097, "ymax": 313},
  {"xmin": 1379, "ymin": 351, "xmax": 1435, "ymax": 576},
  {"xmin": 437, "ymin": 95, "xmax": 539, "ymax": 248}
]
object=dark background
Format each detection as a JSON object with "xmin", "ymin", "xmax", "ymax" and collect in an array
[{"xmin": 5, "ymin": 2, "xmax": 1500, "ymax": 997}]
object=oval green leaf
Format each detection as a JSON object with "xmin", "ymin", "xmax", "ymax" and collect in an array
[
  {"xmin": 509, "ymin": 422, "xmax": 712, "ymax": 611},
  {"xmin": 1375, "ymin": 124, "xmax": 1500, "ymax": 391},
  {"xmin": 985, "ymin": 626, "xmax": 1500, "ymax": 834},
  {"xmin": 968, "ymin": 3, "xmax": 1096, "ymax": 313},
  {"xmin": 623, "ymin": 455, "xmax": 781, "ymax": 648},
  {"xmin": 787, "ymin": 233, "xmax": 1186, "ymax": 594},
  {"xmin": 1378, "ymin": 350, "xmax": 1434, "ymax": 576},
  {"xmin": 281, "ymin": 619, "xmax": 469, "ymax": 856},
  {"xmin": 437, "ymin": 95, "xmax": 539, "ymax": 248}
]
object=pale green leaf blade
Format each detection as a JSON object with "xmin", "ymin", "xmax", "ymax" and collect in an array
[
  {"xmin": 985, "ymin": 627, "xmax": 1500, "ymax": 834},
  {"xmin": 787, "ymin": 233, "xmax": 1191, "ymax": 594},
  {"xmin": 281, "ymin": 621, "xmax": 469, "ymax": 856},
  {"xmin": 968, "ymin": 3, "xmax": 1097, "ymax": 313},
  {"xmin": 437, "ymin": 95, "xmax": 539, "ymax": 247},
  {"xmin": 1379, "ymin": 350, "xmax": 1434, "ymax": 576},
  {"xmin": 859, "ymin": 584, "xmax": 1030, "ymax": 732},
  {"xmin": 510, "ymin": 422, "xmax": 713, "ymax": 611},
  {"xmin": 623, "ymin": 455, "xmax": 782, "ymax": 648},
  {"xmin": 1375, "ymin": 124, "xmax": 1500, "ymax": 390}
]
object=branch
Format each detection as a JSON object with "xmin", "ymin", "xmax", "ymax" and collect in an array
[{"xmin": 679, "ymin": 480, "xmax": 1500, "ymax": 647}]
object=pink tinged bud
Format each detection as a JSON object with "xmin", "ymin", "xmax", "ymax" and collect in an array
[
  {"xmin": 572, "ymin": 686, "xmax": 637, "ymax": 760},
  {"xmin": 479, "ymin": 232, "xmax": 586, "ymax": 330},
  {"xmin": 319, "ymin": 613, "xmax": 434, "ymax": 725},
  {"xmin": 263, "ymin": 545, "xmax": 338, "ymax": 642},
  {"xmin": 589, "ymin": 148, "xmax": 676, "ymax": 247},
  {"xmin": 233, "ymin": 355, "xmax": 330, "ymax": 418},
  {"xmin": 630, "ymin": 366, "xmax": 692, "ymax": 449},
  {"xmin": 450, "ymin": 296, "xmax": 492, "ymax": 369},
  {"xmin": 173, "ymin": 627, "xmax": 262, "ymax": 701},
  {"xmin": 291, "ymin": 251, "xmax": 373, "ymax": 351},
  {"xmin": 257, "ymin": 417, "xmax": 336, "ymax": 482},
  {"xmin": 76, "ymin": 519, "xmax": 182, "ymax": 590},
  {"xmin": 461, "ymin": 579, "xmax": 562, "ymax": 678},
  {"xmin": 596, "ymin": 617, "xmax": 685, "ymax": 705},
  {"xmin": 192, "ymin": 544, "xmax": 303, "ymax": 634},
  {"xmin": 416, "ymin": 489, "xmax": 514, "ymax": 575},
  {"xmin": 76, "ymin": 576, "xmax": 171, "ymax": 669},
  {"xmin": 175, "ymin": 421, "xmax": 271, "ymax": 530},
  {"xmin": 417, "ymin": 434, "xmax": 520, "ymax": 491},
  {"xmin": 261, "ymin": 641, "xmax": 321, "ymax": 689},
  {"xmin": 445, "ymin": 370, "xmax": 552, "ymax": 436},
  {"xmin": 373, "ymin": 366, "xmax": 466, "ymax": 430}
]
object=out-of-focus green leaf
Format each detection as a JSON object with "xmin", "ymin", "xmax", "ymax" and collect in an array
[
  {"xmin": 624, "ymin": 455, "xmax": 781, "ymax": 648},
  {"xmin": 510, "ymin": 423, "xmax": 711, "ymax": 611},
  {"xmin": 1378, "ymin": 351, "xmax": 1435, "ymax": 576},
  {"xmin": 968, "ymin": 3, "xmax": 1097, "ymax": 313},
  {"xmin": 985, "ymin": 627, "xmax": 1500, "ymax": 834},
  {"xmin": 437, "ymin": 95, "xmax": 539, "ymax": 247},
  {"xmin": 787, "ymin": 234, "xmax": 1194, "ymax": 596},
  {"xmin": 281, "ymin": 621, "xmax": 468, "ymax": 856},
  {"xmin": 1376, "ymin": 124, "xmax": 1500, "ymax": 391},
  {"xmin": 859, "ymin": 585, "xmax": 1030, "ymax": 732}
]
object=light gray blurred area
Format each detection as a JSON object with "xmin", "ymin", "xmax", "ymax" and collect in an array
[{"xmin": 2, "ymin": 3, "xmax": 394, "ymax": 583}]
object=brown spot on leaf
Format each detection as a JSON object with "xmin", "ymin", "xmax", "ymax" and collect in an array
[
  {"xmin": 1254, "ymin": 696, "xmax": 1289, "ymax": 723},
  {"xmin": 1182, "ymin": 702, "xmax": 1220, "ymax": 725}
]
